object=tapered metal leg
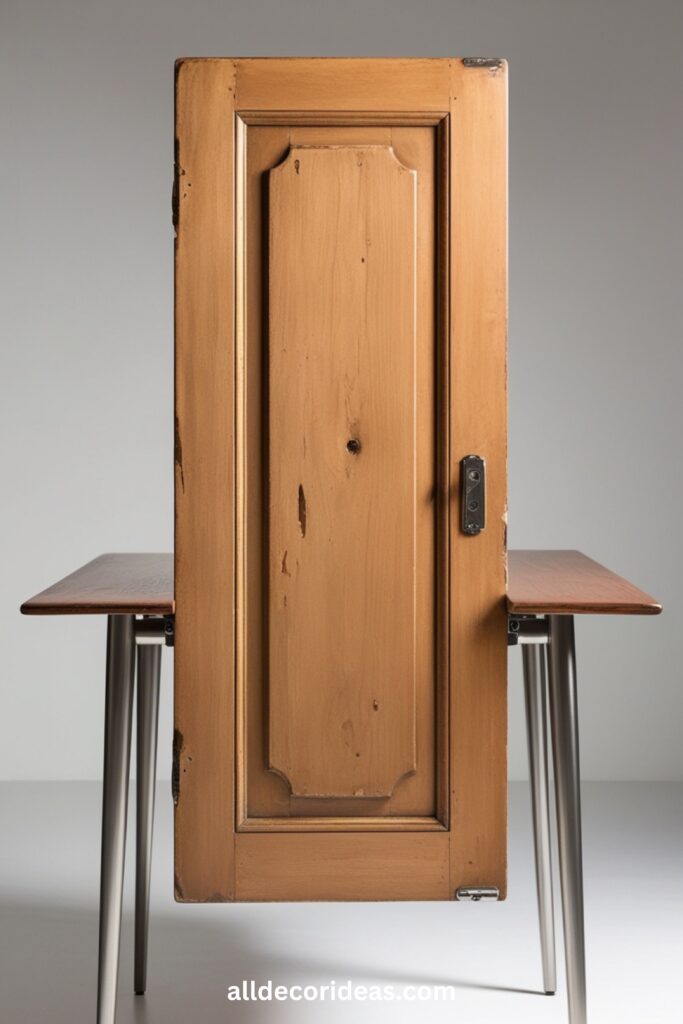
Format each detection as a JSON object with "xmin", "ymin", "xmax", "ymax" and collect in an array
[
  {"xmin": 522, "ymin": 642, "xmax": 557, "ymax": 995},
  {"xmin": 547, "ymin": 615, "xmax": 587, "ymax": 1024},
  {"xmin": 134, "ymin": 642, "xmax": 162, "ymax": 995},
  {"xmin": 97, "ymin": 615, "xmax": 136, "ymax": 1024}
]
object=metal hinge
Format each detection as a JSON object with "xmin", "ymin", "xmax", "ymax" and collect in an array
[
  {"xmin": 455, "ymin": 886, "xmax": 500, "ymax": 901},
  {"xmin": 172, "ymin": 138, "xmax": 180, "ymax": 231},
  {"xmin": 172, "ymin": 729, "xmax": 182, "ymax": 806},
  {"xmin": 462, "ymin": 57, "xmax": 504, "ymax": 70}
]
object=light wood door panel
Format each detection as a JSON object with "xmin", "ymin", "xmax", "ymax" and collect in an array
[
  {"xmin": 240, "ymin": 122, "xmax": 442, "ymax": 826},
  {"xmin": 175, "ymin": 58, "xmax": 508, "ymax": 902},
  {"xmin": 234, "ymin": 832, "xmax": 451, "ymax": 901},
  {"xmin": 268, "ymin": 144, "xmax": 418, "ymax": 801}
]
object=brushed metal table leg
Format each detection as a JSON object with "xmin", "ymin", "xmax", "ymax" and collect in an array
[
  {"xmin": 97, "ymin": 615, "xmax": 136, "ymax": 1024},
  {"xmin": 522, "ymin": 642, "xmax": 557, "ymax": 995},
  {"xmin": 134, "ymin": 643, "xmax": 162, "ymax": 995},
  {"xmin": 547, "ymin": 614, "xmax": 587, "ymax": 1024}
]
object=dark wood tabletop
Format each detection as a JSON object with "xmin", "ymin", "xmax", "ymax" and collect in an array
[
  {"xmin": 21, "ymin": 549, "xmax": 660, "ymax": 618},
  {"xmin": 507, "ymin": 549, "xmax": 661, "ymax": 616},
  {"xmin": 20, "ymin": 553, "xmax": 174, "ymax": 615}
]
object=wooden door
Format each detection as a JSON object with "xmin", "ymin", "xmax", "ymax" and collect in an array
[{"xmin": 174, "ymin": 58, "xmax": 508, "ymax": 902}]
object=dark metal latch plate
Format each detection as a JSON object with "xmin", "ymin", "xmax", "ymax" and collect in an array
[{"xmin": 461, "ymin": 454, "xmax": 486, "ymax": 535}]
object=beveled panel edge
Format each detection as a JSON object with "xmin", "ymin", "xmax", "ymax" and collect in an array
[
  {"xmin": 265, "ymin": 142, "xmax": 419, "ymax": 800},
  {"xmin": 238, "ymin": 815, "xmax": 447, "ymax": 832},
  {"xmin": 433, "ymin": 113, "xmax": 451, "ymax": 830},
  {"xmin": 234, "ymin": 113, "xmax": 249, "ymax": 831},
  {"xmin": 234, "ymin": 115, "xmax": 451, "ymax": 830},
  {"xmin": 239, "ymin": 110, "xmax": 448, "ymax": 126}
]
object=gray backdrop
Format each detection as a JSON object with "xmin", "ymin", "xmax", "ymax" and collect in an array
[{"xmin": 2, "ymin": 0, "xmax": 680, "ymax": 781}]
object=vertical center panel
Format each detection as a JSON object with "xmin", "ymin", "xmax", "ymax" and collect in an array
[
  {"xmin": 238, "ymin": 118, "xmax": 445, "ymax": 828},
  {"xmin": 267, "ymin": 146, "xmax": 418, "ymax": 799}
]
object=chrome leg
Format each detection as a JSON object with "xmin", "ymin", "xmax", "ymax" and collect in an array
[
  {"xmin": 522, "ymin": 642, "xmax": 557, "ymax": 995},
  {"xmin": 547, "ymin": 615, "xmax": 587, "ymax": 1024},
  {"xmin": 134, "ymin": 643, "xmax": 162, "ymax": 995},
  {"xmin": 97, "ymin": 615, "xmax": 136, "ymax": 1024}
]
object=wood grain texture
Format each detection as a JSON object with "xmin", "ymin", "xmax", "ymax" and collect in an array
[
  {"xmin": 175, "ymin": 57, "xmax": 508, "ymax": 902},
  {"xmin": 174, "ymin": 58, "xmax": 236, "ymax": 902},
  {"xmin": 20, "ymin": 553, "xmax": 173, "ymax": 615},
  {"xmin": 508, "ymin": 550, "xmax": 662, "ymax": 615},
  {"xmin": 448, "ymin": 60, "xmax": 509, "ymax": 899},
  {"xmin": 238, "ymin": 121, "xmax": 442, "ymax": 827},
  {"xmin": 233, "ymin": 58, "xmax": 451, "ymax": 112},
  {"xmin": 267, "ymin": 144, "xmax": 417, "ymax": 800},
  {"xmin": 24, "ymin": 549, "xmax": 657, "ymax": 622},
  {"xmin": 235, "ymin": 832, "xmax": 450, "ymax": 901}
]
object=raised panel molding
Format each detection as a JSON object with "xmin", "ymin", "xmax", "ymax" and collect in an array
[
  {"xmin": 267, "ymin": 145, "xmax": 418, "ymax": 799},
  {"xmin": 235, "ymin": 118, "xmax": 448, "ymax": 829}
]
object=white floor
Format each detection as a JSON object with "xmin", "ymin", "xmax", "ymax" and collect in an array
[{"xmin": 1, "ymin": 782, "xmax": 681, "ymax": 1023}]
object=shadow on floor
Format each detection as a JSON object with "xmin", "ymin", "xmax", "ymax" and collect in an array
[{"xmin": 0, "ymin": 895, "xmax": 547, "ymax": 1023}]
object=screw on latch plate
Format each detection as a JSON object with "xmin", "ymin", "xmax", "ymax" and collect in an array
[{"xmin": 455, "ymin": 886, "xmax": 500, "ymax": 901}]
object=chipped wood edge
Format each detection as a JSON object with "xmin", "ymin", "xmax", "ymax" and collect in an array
[{"xmin": 174, "ymin": 58, "xmax": 237, "ymax": 902}]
